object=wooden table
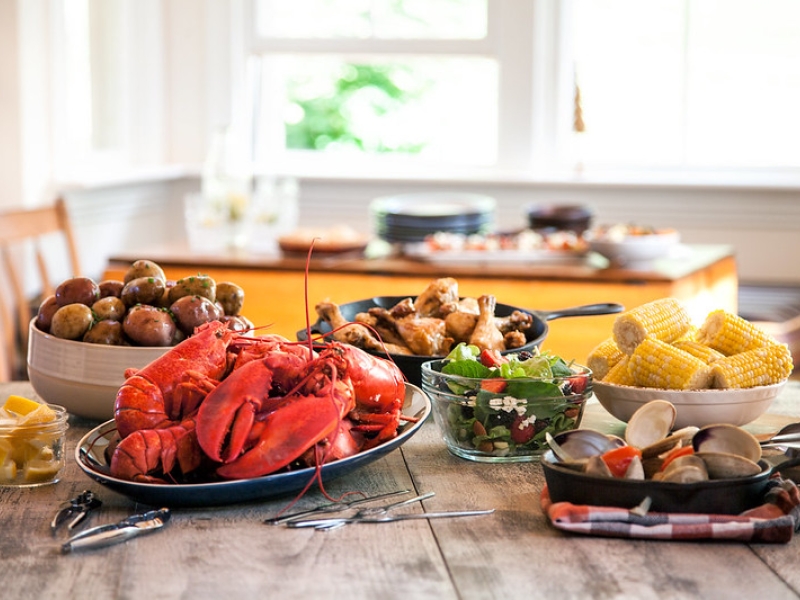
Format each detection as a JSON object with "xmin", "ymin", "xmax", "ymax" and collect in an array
[
  {"xmin": 105, "ymin": 243, "xmax": 737, "ymax": 364},
  {"xmin": 3, "ymin": 379, "xmax": 800, "ymax": 599}
]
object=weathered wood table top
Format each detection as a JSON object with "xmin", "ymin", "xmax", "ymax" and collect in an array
[{"xmin": 3, "ymin": 379, "xmax": 800, "ymax": 600}]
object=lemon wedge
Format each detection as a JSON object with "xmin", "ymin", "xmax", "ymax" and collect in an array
[
  {"xmin": 23, "ymin": 458, "xmax": 60, "ymax": 483},
  {"xmin": 0, "ymin": 460, "xmax": 18, "ymax": 483},
  {"xmin": 16, "ymin": 404, "xmax": 57, "ymax": 426},
  {"xmin": 3, "ymin": 395, "xmax": 41, "ymax": 416}
]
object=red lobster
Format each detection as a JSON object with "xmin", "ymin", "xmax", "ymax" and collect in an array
[
  {"xmin": 108, "ymin": 323, "xmax": 406, "ymax": 483},
  {"xmin": 194, "ymin": 341, "xmax": 405, "ymax": 479}
]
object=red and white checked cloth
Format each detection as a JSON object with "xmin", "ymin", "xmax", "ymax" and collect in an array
[{"xmin": 541, "ymin": 475, "xmax": 800, "ymax": 543}]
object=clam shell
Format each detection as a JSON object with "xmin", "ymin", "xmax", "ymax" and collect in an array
[
  {"xmin": 625, "ymin": 399, "xmax": 677, "ymax": 450},
  {"xmin": 639, "ymin": 427, "xmax": 699, "ymax": 459},
  {"xmin": 661, "ymin": 454, "xmax": 708, "ymax": 481},
  {"xmin": 659, "ymin": 464, "xmax": 709, "ymax": 483},
  {"xmin": 692, "ymin": 424, "xmax": 762, "ymax": 463},
  {"xmin": 623, "ymin": 455, "xmax": 645, "ymax": 480},
  {"xmin": 584, "ymin": 455, "xmax": 614, "ymax": 478},
  {"xmin": 547, "ymin": 429, "xmax": 625, "ymax": 465},
  {"xmin": 695, "ymin": 451, "xmax": 763, "ymax": 479}
]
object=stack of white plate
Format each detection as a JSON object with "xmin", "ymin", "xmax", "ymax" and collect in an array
[{"xmin": 370, "ymin": 193, "xmax": 495, "ymax": 243}]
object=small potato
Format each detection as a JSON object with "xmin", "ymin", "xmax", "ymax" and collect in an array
[
  {"xmin": 123, "ymin": 259, "xmax": 167, "ymax": 284},
  {"xmin": 98, "ymin": 279, "xmax": 125, "ymax": 299},
  {"xmin": 123, "ymin": 305, "xmax": 176, "ymax": 347},
  {"xmin": 92, "ymin": 296, "xmax": 127, "ymax": 322},
  {"xmin": 36, "ymin": 295, "xmax": 60, "ymax": 332},
  {"xmin": 155, "ymin": 280, "xmax": 177, "ymax": 308},
  {"xmin": 170, "ymin": 295, "xmax": 223, "ymax": 336},
  {"xmin": 121, "ymin": 276, "xmax": 167, "ymax": 307},
  {"xmin": 215, "ymin": 282, "xmax": 245, "ymax": 316},
  {"xmin": 50, "ymin": 304, "xmax": 94, "ymax": 340},
  {"xmin": 219, "ymin": 315, "xmax": 252, "ymax": 332},
  {"xmin": 55, "ymin": 277, "xmax": 100, "ymax": 307},
  {"xmin": 83, "ymin": 320, "xmax": 125, "ymax": 345},
  {"xmin": 168, "ymin": 274, "xmax": 216, "ymax": 305}
]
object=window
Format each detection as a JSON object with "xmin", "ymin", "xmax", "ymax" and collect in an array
[
  {"xmin": 246, "ymin": 0, "xmax": 800, "ymax": 177},
  {"xmin": 570, "ymin": 0, "xmax": 800, "ymax": 170},
  {"xmin": 246, "ymin": 0, "xmax": 506, "ymax": 170}
]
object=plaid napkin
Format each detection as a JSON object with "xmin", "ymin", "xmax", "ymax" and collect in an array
[{"xmin": 541, "ymin": 475, "xmax": 800, "ymax": 543}]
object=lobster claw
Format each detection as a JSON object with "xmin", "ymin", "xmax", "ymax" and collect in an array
[
  {"xmin": 215, "ymin": 391, "xmax": 346, "ymax": 479},
  {"xmin": 196, "ymin": 354, "xmax": 356, "ymax": 478}
]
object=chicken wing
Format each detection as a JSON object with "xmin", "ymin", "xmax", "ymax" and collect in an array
[
  {"xmin": 468, "ymin": 294, "xmax": 505, "ymax": 351},
  {"xmin": 445, "ymin": 311, "xmax": 479, "ymax": 344},
  {"xmin": 315, "ymin": 301, "xmax": 413, "ymax": 355},
  {"xmin": 413, "ymin": 277, "xmax": 460, "ymax": 318}
]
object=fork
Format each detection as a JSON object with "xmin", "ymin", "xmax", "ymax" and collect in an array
[{"xmin": 289, "ymin": 491, "xmax": 435, "ymax": 530}]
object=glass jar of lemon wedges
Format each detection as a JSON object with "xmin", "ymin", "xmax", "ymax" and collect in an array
[{"xmin": 0, "ymin": 395, "xmax": 68, "ymax": 486}]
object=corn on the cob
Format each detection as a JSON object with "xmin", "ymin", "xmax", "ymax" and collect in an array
[
  {"xmin": 586, "ymin": 337, "xmax": 625, "ymax": 380},
  {"xmin": 601, "ymin": 355, "xmax": 636, "ymax": 386},
  {"xmin": 671, "ymin": 339, "xmax": 725, "ymax": 364},
  {"xmin": 711, "ymin": 343, "xmax": 794, "ymax": 389},
  {"xmin": 628, "ymin": 337, "xmax": 713, "ymax": 390},
  {"xmin": 696, "ymin": 309, "xmax": 777, "ymax": 355},
  {"xmin": 612, "ymin": 298, "xmax": 692, "ymax": 355}
]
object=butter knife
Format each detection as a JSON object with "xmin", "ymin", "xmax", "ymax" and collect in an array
[{"xmin": 286, "ymin": 509, "xmax": 495, "ymax": 529}]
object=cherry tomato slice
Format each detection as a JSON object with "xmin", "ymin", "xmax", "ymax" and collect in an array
[
  {"xmin": 658, "ymin": 445, "xmax": 694, "ymax": 472},
  {"xmin": 601, "ymin": 446, "xmax": 643, "ymax": 478},
  {"xmin": 480, "ymin": 379, "xmax": 507, "ymax": 393}
]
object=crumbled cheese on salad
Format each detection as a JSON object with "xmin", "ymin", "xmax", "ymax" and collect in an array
[{"xmin": 488, "ymin": 396, "xmax": 527, "ymax": 415}]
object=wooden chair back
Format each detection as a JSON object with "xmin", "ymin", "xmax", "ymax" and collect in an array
[{"xmin": 0, "ymin": 198, "xmax": 81, "ymax": 381}]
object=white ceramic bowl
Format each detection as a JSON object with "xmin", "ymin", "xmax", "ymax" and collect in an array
[
  {"xmin": 588, "ymin": 230, "xmax": 680, "ymax": 268},
  {"xmin": 27, "ymin": 319, "xmax": 168, "ymax": 421},
  {"xmin": 593, "ymin": 380, "xmax": 786, "ymax": 429}
]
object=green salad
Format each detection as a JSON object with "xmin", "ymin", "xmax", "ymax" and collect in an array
[{"xmin": 434, "ymin": 343, "xmax": 590, "ymax": 457}]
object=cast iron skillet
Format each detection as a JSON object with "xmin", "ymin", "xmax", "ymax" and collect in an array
[
  {"xmin": 542, "ymin": 449, "xmax": 800, "ymax": 515},
  {"xmin": 297, "ymin": 296, "xmax": 623, "ymax": 386}
]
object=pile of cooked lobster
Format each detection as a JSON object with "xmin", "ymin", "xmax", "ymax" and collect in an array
[
  {"xmin": 109, "ymin": 321, "xmax": 408, "ymax": 484},
  {"xmin": 315, "ymin": 277, "xmax": 534, "ymax": 356}
]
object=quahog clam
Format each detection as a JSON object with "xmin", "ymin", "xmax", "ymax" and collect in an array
[
  {"xmin": 692, "ymin": 423, "xmax": 763, "ymax": 479},
  {"xmin": 656, "ymin": 454, "xmax": 708, "ymax": 483},
  {"xmin": 545, "ymin": 429, "xmax": 625, "ymax": 471}
]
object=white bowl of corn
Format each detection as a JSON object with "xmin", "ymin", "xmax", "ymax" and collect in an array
[{"xmin": 587, "ymin": 298, "xmax": 794, "ymax": 428}]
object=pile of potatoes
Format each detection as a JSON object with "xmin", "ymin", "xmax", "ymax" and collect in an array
[{"xmin": 35, "ymin": 259, "xmax": 252, "ymax": 347}]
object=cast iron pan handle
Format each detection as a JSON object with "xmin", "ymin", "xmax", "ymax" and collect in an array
[{"xmin": 535, "ymin": 303, "xmax": 624, "ymax": 322}]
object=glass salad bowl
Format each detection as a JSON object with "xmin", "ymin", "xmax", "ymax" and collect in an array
[{"xmin": 421, "ymin": 344, "xmax": 592, "ymax": 463}]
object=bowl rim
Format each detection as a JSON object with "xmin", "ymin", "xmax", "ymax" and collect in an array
[
  {"xmin": 593, "ymin": 379, "xmax": 786, "ymax": 405},
  {"xmin": 541, "ymin": 449, "xmax": 772, "ymax": 488},
  {"xmin": 421, "ymin": 358, "xmax": 592, "ymax": 382},
  {"xmin": 587, "ymin": 230, "xmax": 680, "ymax": 246},
  {"xmin": 28, "ymin": 317, "xmax": 175, "ymax": 353}
]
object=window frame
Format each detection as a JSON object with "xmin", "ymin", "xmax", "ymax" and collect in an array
[{"xmin": 240, "ymin": 0, "xmax": 572, "ymax": 174}]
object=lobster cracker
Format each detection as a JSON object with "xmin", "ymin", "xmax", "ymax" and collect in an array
[{"xmin": 51, "ymin": 490, "xmax": 103, "ymax": 532}]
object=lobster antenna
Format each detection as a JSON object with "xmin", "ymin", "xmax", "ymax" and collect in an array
[{"xmin": 303, "ymin": 239, "xmax": 318, "ymax": 354}]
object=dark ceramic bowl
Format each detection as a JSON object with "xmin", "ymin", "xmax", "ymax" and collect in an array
[
  {"xmin": 542, "ymin": 450, "xmax": 776, "ymax": 514},
  {"xmin": 526, "ymin": 204, "xmax": 593, "ymax": 234}
]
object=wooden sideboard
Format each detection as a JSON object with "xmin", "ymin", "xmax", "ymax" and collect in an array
[{"xmin": 104, "ymin": 244, "xmax": 737, "ymax": 363}]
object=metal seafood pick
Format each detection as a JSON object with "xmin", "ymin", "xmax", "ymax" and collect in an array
[
  {"xmin": 264, "ymin": 489, "xmax": 412, "ymax": 525},
  {"xmin": 288, "ymin": 508, "xmax": 495, "ymax": 530},
  {"xmin": 301, "ymin": 491, "xmax": 437, "ymax": 531}
]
